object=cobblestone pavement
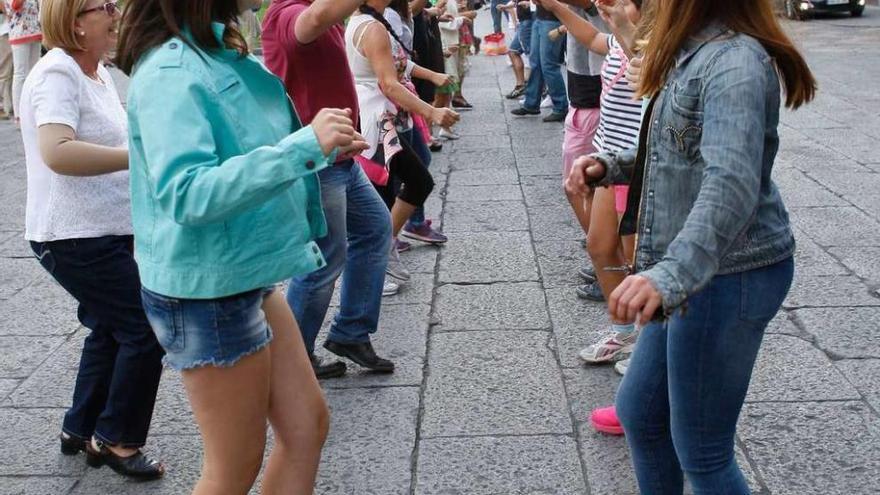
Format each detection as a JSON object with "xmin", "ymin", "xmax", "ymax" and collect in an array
[{"xmin": 2, "ymin": 10, "xmax": 880, "ymax": 495}]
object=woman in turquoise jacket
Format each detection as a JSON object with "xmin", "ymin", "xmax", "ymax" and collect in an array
[{"xmin": 117, "ymin": 0, "xmax": 366, "ymax": 493}]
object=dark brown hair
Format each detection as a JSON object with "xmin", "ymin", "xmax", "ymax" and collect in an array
[
  {"xmin": 115, "ymin": 0, "xmax": 248, "ymax": 75},
  {"xmin": 390, "ymin": 0, "xmax": 411, "ymax": 23},
  {"xmin": 639, "ymin": 0, "xmax": 816, "ymax": 109}
]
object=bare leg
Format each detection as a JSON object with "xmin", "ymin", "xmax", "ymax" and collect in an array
[
  {"xmin": 586, "ymin": 187, "xmax": 629, "ymax": 325},
  {"xmin": 510, "ymin": 52, "xmax": 525, "ymax": 87},
  {"xmin": 261, "ymin": 292, "xmax": 329, "ymax": 495},
  {"xmin": 390, "ymin": 199, "xmax": 418, "ymax": 237},
  {"xmin": 567, "ymin": 188, "xmax": 593, "ymax": 237},
  {"xmin": 184, "ymin": 349, "xmax": 271, "ymax": 495}
]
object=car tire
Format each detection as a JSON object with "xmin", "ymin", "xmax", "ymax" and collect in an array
[{"xmin": 851, "ymin": 5, "xmax": 864, "ymax": 17}]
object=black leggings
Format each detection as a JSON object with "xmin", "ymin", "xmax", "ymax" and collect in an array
[{"xmin": 374, "ymin": 129, "xmax": 434, "ymax": 209}]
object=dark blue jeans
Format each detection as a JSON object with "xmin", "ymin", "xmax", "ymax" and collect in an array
[
  {"xmin": 616, "ymin": 257, "xmax": 794, "ymax": 495},
  {"xmin": 286, "ymin": 161, "xmax": 392, "ymax": 353},
  {"xmin": 31, "ymin": 236, "xmax": 164, "ymax": 448},
  {"xmin": 523, "ymin": 19, "xmax": 568, "ymax": 114}
]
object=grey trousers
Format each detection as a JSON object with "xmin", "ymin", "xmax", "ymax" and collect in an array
[{"xmin": 0, "ymin": 35, "xmax": 13, "ymax": 115}]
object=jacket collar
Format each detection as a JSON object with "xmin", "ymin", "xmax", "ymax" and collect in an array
[{"xmin": 674, "ymin": 22, "xmax": 732, "ymax": 68}]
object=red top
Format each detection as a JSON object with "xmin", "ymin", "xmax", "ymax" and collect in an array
[{"xmin": 261, "ymin": 0, "xmax": 360, "ymax": 128}]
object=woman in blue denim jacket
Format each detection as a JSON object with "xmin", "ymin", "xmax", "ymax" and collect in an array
[
  {"xmin": 567, "ymin": 0, "xmax": 816, "ymax": 492},
  {"xmin": 116, "ymin": 0, "xmax": 367, "ymax": 492}
]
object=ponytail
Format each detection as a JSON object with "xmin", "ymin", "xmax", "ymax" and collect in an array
[{"xmin": 358, "ymin": 4, "xmax": 415, "ymax": 58}]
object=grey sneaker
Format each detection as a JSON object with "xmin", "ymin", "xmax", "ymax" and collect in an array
[
  {"xmin": 386, "ymin": 240, "xmax": 411, "ymax": 282},
  {"xmin": 383, "ymin": 278, "xmax": 400, "ymax": 297}
]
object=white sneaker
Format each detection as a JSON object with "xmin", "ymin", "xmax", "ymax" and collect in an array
[
  {"xmin": 386, "ymin": 240, "xmax": 411, "ymax": 282},
  {"xmin": 614, "ymin": 358, "xmax": 630, "ymax": 376},
  {"xmin": 382, "ymin": 278, "xmax": 400, "ymax": 297},
  {"xmin": 578, "ymin": 330, "xmax": 639, "ymax": 364},
  {"xmin": 439, "ymin": 128, "xmax": 461, "ymax": 140},
  {"xmin": 540, "ymin": 95, "xmax": 553, "ymax": 109}
]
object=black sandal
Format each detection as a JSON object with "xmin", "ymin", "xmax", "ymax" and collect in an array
[
  {"xmin": 85, "ymin": 439, "xmax": 165, "ymax": 481},
  {"xmin": 60, "ymin": 432, "xmax": 87, "ymax": 456}
]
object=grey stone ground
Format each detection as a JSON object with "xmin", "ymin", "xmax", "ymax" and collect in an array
[{"xmin": 2, "ymin": 9, "xmax": 880, "ymax": 495}]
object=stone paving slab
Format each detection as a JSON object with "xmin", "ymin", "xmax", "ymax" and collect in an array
[
  {"xmin": 0, "ymin": 284, "xmax": 80, "ymax": 337},
  {"xmin": 745, "ymin": 334, "xmax": 860, "ymax": 403},
  {"xmin": 415, "ymin": 435, "xmax": 587, "ymax": 495},
  {"xmin": 0, "ymin": 408, "xmax": 88, "ymax": 477},
  {"xmin": 794, "ymin": 307, "xmax": 880, "ymax": 358},
  {"xmin": 534, "ymin": 240, "xmax": 591, "ymax": 289},
  {"xmin": 316, "ymin": 387, "xmax": 419, "ymax": 495},
  {"xmin": 421, "ymin": 331, "xmax": 571, "ymax": 438},
  {"xmin": 443, "ymin": 183, "xmax": 523, "ymax": 203},
  {"xmin": 433, "ymin": 282, "xmax": 550, "ymax": 331},
  {"xmin": 442, "ymin": 200, "xmax": 529, "ymax": 233},
  {"xmin": 738, "ymin": 401, "xmax": 880, "ymax": 495},
  {"xmin": 437, "ymin": 232, "xmax": 538, "ymax": 284}
]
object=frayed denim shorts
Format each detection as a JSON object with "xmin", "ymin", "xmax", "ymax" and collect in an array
[{"xmin": 141, "ymin": 287, "xmax": 275, "ymax": 371}]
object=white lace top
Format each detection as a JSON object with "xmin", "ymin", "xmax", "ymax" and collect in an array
[{"xmin": 19, "ymin": 48, "xmax": 132, "ymax": 242}]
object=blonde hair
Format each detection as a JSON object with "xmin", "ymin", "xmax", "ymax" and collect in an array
[{"xmin": 41, "ymin": 0, "xmax": 90, "ymax": 51}]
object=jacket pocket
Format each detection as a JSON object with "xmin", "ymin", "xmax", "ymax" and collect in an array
[{"xmin": 663, "ymin": 80, "xmax": 704, "ymax": 160}]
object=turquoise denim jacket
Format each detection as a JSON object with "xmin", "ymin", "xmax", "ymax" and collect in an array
[
  {"xmin": 127, "ymin": 23, "xmax": 331, "ymax": 299},
  {"xmin": 595, "ymin": 25, "xmax": 795, "ymax": 310}
]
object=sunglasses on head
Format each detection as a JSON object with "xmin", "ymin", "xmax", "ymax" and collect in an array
[{"xmin": 78, "ymin": 1, "xmax": 119, "ymax": 17}]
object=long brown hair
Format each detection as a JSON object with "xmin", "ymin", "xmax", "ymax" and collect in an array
[
  {"xmin": 115, "ymin": 0, "xmax": 248, "ymax": 75},
  {"xmin": 638, "ymin": 0, "xmax": 816, "ymax": 109}
]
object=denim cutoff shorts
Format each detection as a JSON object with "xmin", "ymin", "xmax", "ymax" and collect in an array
[{"xmin": 141, "ymin": 287, "xmax": 276, "ymax": 371}]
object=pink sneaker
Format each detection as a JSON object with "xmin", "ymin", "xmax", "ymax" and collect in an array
[{"xmin": 590, "ymin": 406, "xmax": 624, "ymax": 436}]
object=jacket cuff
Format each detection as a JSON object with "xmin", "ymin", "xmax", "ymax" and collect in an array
[
  {"xmin": 278, "ymin": 126, "xmax": 333, "ymax": 177},
  {"xmin": 639, "ymin": 263, "xmax": 688, "ymax": 310},
  {"xmin": 589, "ymin": 151, "xmax": 630, "ymax": 187}
]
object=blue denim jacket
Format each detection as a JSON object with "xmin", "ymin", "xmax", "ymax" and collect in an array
[{"xmin": 596, "ymin": 24, "xmax": 795, "ymax": 310}]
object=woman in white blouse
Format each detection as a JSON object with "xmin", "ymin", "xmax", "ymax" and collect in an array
[{"xmin": 19, "ymin": 0, "xmax": 164, "ymax": 479}]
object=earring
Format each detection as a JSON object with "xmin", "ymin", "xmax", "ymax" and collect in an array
[{"xmin": 79, "ymin": 31, "xmax": 86, "ymax": 36}]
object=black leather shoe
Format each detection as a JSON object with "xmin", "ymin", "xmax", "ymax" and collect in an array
[
  {"xmin": 310, "ymin": 354, "xmax": 347, "ymax": 379},
  {"xmin": 324, "ymin": 340, "xmax": 395, "ymax": 373},
  {"xmin": 511, "ymin": 107, "xmax": 541, "ymax": 116},
  {"xmin": 576, "ymin": 282, "xmax": 605, "ymax": 302},
  {"xmin": 86, "ymin": 440, "xmax": 165, "ymax": 481},
  {"xmin": 60, "ymin": 432, "xmax": 87, "ymax": 456},
  {"xmin": 543, "ymin": 111, "xmax": 567, "ymax": 123}
]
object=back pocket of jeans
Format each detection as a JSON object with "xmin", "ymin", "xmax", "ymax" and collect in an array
[{"xmin": 141, "ymin": 289, "xmax": 186, "ymax": 353}]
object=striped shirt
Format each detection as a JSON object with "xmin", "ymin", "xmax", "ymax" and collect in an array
[{"xmin": 593, "ymin": 36, "xmax": 643, "ymax": 154}]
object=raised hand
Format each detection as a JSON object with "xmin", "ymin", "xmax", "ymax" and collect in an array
[{"xmin": 312, "ymin": 108, "xmax": 356, "ymax": 157}]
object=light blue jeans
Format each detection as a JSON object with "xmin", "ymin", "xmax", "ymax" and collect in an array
[
  {"xmin": 616, "ymin": 257, "xmax": 794, "ymax": 494},
  {"xmin": 523, "ymin": 19, "xmax": 568, "ymax": 114},
  {"xmin": 286, "ymin": 161, "xmax": 392, "ymax": 353}
]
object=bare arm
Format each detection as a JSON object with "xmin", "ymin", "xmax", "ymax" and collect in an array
[
  {"xmin": 294, "ymin": 0, "xmax": 363, "ymax": 45},
  {"xmin": 38, "ymin": 124, "xmax": 128, "ymax": 176},
  {"xmin": 536, "ymin": 0, "xmax": 608, "ymax": 54},
  {"xmin": 412, "ymin": 63, "xmax": 452, "ymax": 87},
  {"xmin": 361, "ymin": 23, "xmax": 437, "ymax": 121},
  {"xmin": 595, "ymin": 0, "xmax": 637, "ymax": 58}
]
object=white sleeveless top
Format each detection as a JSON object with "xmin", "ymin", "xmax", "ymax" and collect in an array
[{"xmin": 344, "ymin": 14, "xmax": 411, "ymax": 161}]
